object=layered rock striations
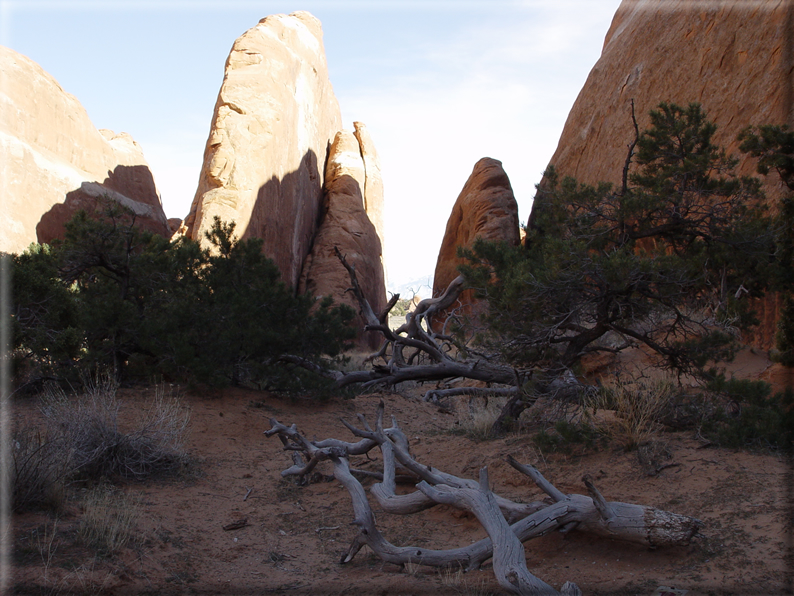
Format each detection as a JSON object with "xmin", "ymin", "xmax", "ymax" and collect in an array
[
  {"xmin": 183, "ymin": 11, "xmax": 343, "ymax": 289},
  {"xmin": 0, "ymin": 45, "xmax": 169, "ymax": 253},
  {"xmin": 299, "ymin": 131, "xmax": 386, "ymax": 349},
  {"xmin": 432, "ymin": 158, "xmax": 520, "ymax": 317},
  {"xmin": 541, "ymin": 0, "xmax": 790, "ymax": 349}
]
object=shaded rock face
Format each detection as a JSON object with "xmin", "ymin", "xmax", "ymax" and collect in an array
[
  {"xmin": 183, "ymin": 11, "xmax": 342, "ymax": 289},
  {"xmin": 299, "ymin": 131, "xmax": 386, "ymax": 350},
  {"xmin": 433, "ymin": 158, "xmax": 520, "ymax": 299},
  {"xmin": 0, "ymin": 46, "xmax": 169, "ymax": 253},
  {"xmin": 541, "ymin": 0, "xmax": 790, "ymax": 349}
]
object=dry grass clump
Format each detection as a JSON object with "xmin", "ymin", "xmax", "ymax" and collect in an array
[
  {"xmin": 13, "ymin": 376, "xmax": 190, "ymax": 510},
  {"xmin": 78, "ymin": 483, "xmax": 141, "ymax": 554},
  {"xmin": 585, "ymin": 374, "xmax": 675, "ymax": 449},
  {"xmin": 40, "ymin": 374, "xmax": 191, "ymax": 480},
  {"xmin": 438, "ymin": 565, "xmax": 464, "ymax": 587},
  {"xmin": 453, "ymin": 395, "xmax": 510, "ymax": 440}
]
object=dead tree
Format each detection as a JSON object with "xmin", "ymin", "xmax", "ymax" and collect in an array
[
  {"xmin": 281, "ymin": 248, "xmax": 570, "ymax": 433},
  {"xmin": 311, "ymin": 250, "xmax": 602, "ymax": 433},
  {"xmin": 265, "ymin": 402, "xmax": 702, "ymax": 596}
]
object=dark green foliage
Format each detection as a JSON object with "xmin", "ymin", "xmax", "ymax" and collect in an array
[
  {"xmin": 738, "ymin": 124, "xmax": 794, "ymax": 191},
  {"xmin": 12, "ymin": 199, "xmax": 356, "ymax": 390},
  {"xmin": 775, "ymin": 295, "xmax": 794, "ymax": 367},
  {"xmin": 57, "ymin": 205, "xmax": 173, "ymax": 373},
  {"xmin": 532, "ymin": 420, "xmax": 601, "ymax": 453},
  {"xmin": 461, "ymin": 103, "xmax": 774, "ymax": 379},
  {"xmin": 12, "ymin": 244, "xmax": 82, "ymax": 381},
  {"xmin": 738, "ymin": 124, "xmax": 794, "ymax": 365},
  {"xmin": 702, "ymin": 374, "xmax": 794, "ymax": 452}
]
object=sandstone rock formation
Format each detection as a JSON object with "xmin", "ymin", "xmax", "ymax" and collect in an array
[
  {"xmin": 540, "ymin": 0, "xmax": 790, "ymax": 349},
  {"xmin": 0, "ymin": 46, "xmax": 169, "ymax": 253},
  {"xmin": 299, "ymin": 131, "xmax": 386, "ymax": 349},
  {"xmin": 183, "ymin": 11, "xmax": 342, "ymax": 289},
  {"xmin": 543, "ymin": 0, "xmax": 789, "ymax": 193},
  {"xmin": 353, "ymin": 121, "xmax": 386, "ymax": 272},
  {"xmin": 432, "ymin": 158, "xmax": 520, "ymax": 318}
]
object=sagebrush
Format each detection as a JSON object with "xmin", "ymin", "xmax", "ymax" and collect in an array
[{"xmin": 39, "ymin": 378, "xmax": 190, "ymax": 480}]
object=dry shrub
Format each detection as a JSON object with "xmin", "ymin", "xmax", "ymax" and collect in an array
[
  {"xmin": 454, "ymin": 395, "xmax": 510, "ymax": 440},
  {"xmin": 40, "ymin": 374, "xmax": 191, "ymax": 481},
  {"xmin": 78, "ymin": 483, "xmax": 141, "ymax": 554},
  {"xmin": 11, "ymin": 428, "xmax": 71, "ymax": 512},
  {"xmin": 585, "ymin": 375, "xmax": 675, "ymax": 449}
]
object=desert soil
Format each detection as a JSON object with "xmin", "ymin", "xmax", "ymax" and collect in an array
[{"xmin": 9, "ymin": 352, "xmax": 793, "ymax": 595}]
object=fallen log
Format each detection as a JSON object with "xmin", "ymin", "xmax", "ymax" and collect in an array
[{"xmin": 265, "ymin": 403, "xmax": 703, "ymax": 595}]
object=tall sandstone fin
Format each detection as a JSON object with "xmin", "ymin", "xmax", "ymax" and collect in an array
[
  {"xmin": 0, "ymin": 46, "xmax": 169, "ymax": 253},
  {"xmin": 299, "ymin": 130, "xmax": 386, "ymax": 349},
  {"xmin": 432, "ymin": 158, "xmax": 520, "ymax": 321},
  {"xmin": 183, "ymin": 11, "xmax": 343, "ymax": 289},
  {"xmin": 541, "ymin": 0, "xmax": 790, "ymax": 350},
  {"xmin": 353, "ymin": 121, "xmax": 387, "ymax": 283}
]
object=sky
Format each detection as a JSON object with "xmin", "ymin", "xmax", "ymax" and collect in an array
[{"xmin": 1, "ymin": 0, "xmax": 623, "ymax": 292}]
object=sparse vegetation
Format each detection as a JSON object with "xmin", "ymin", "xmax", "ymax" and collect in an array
[
  {"xmin": 78, "ymin": 483, "xmax": 142, "ymax": 555},
  {"xmin": 12, "ymin": 373, "xmax": 192, "ymax": 520},
  {"xmin": 531, "ymin": 419, "xmax": 602, "ymax": 453},
  {"xmin": 39, "ymin": 374, "xmax": 191, "ymax": 481},
  {"xmin": 11, "ymin": 427, "xmax": 71, "ymax": 512},
  {"xmin": 450, "ymin": 395, "xmax": 511, "ymax": 440},
  {"xmin": 585, "ymin": 375, "xmax": 676, "ymax": 450}
]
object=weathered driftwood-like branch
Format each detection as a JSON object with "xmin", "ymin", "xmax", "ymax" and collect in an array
[
  {"xmin": 508, "ymin": 457, "xmax": 703, "ymax": 547},
  {"xmin": 283, "ymin": 248, "xmax": 524, "ymax": 401},
  {"xmin": 265, "ymin": 404, "xmax": 703, "ymax": 595},
  {"xmin": 423, "ymin": 386, "xmax": 519, "ymax": 404},
  {"xmin": 419, "ymin": 467, "xmax": 560, "ymax": 595}
]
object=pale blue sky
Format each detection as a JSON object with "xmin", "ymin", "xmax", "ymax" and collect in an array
[{"xmin": 1, "ymin": 0, "xmax": 623, "ymax": 288}]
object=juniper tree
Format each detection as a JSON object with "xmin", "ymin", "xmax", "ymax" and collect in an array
[
  {"xmin": 460, "ymin": 102, "xmax": 776, "ymax": 430},
  {"xmin": 12, "ymin": 200, "xmax": 356, "ymax": 389},
  {"xmin": 738, "ymin": 123, "xmax": 794, "ymax": 366}
]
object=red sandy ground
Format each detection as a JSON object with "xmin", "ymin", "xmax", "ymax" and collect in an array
[{"xmin": 10, "ymin": 350, "xmax": 793, "ymax": 595}]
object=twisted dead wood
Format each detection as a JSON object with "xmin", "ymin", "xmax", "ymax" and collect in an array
[{"xmin": 265, "ymin": 403, "xmax": 703, "ymax": 595}]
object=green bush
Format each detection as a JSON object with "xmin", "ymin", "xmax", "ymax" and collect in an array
[
  {"xmin": 461, "ymin": 103, "xmax": 773, "ymax": 379},
  {"xmin": 12, "ymin": 201, "xmax": 356, "ymax": 389},
  {"xmin": 532, "ymin": 420, "xmax": 601, "ymax": 453},
  {"xmin": 702, "ymin": 375, "xmax": 794, "ymax": 452}
]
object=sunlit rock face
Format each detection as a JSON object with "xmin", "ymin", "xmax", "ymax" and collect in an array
[
  {"xmin": 298, "ymin": 130, "xmax": 386, "ymax": 349},
  {"xmin": 540, "ymin": 0, "xmax": 790, "ymax": 349},
  {"xmin": 353, "ymin": 121, "xmax": 386, "ymax": 279},
  {"xmin": 184, "ymin": 12, "xmax": 387, "ymax": 347},
  {"xmin": 543, "ymin": 0, "xmax": 789, "ymax": 191},
  {"xmin": 183, "ymin": 11, "xmax": 343, "ymax": 289},
  {"xmin": 432, "ymin": 158, "xmax": 520, "ymax": 324},
  {"xmin": 0, "ymin": 46, "xmax": 169, "ymax": 253}
]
